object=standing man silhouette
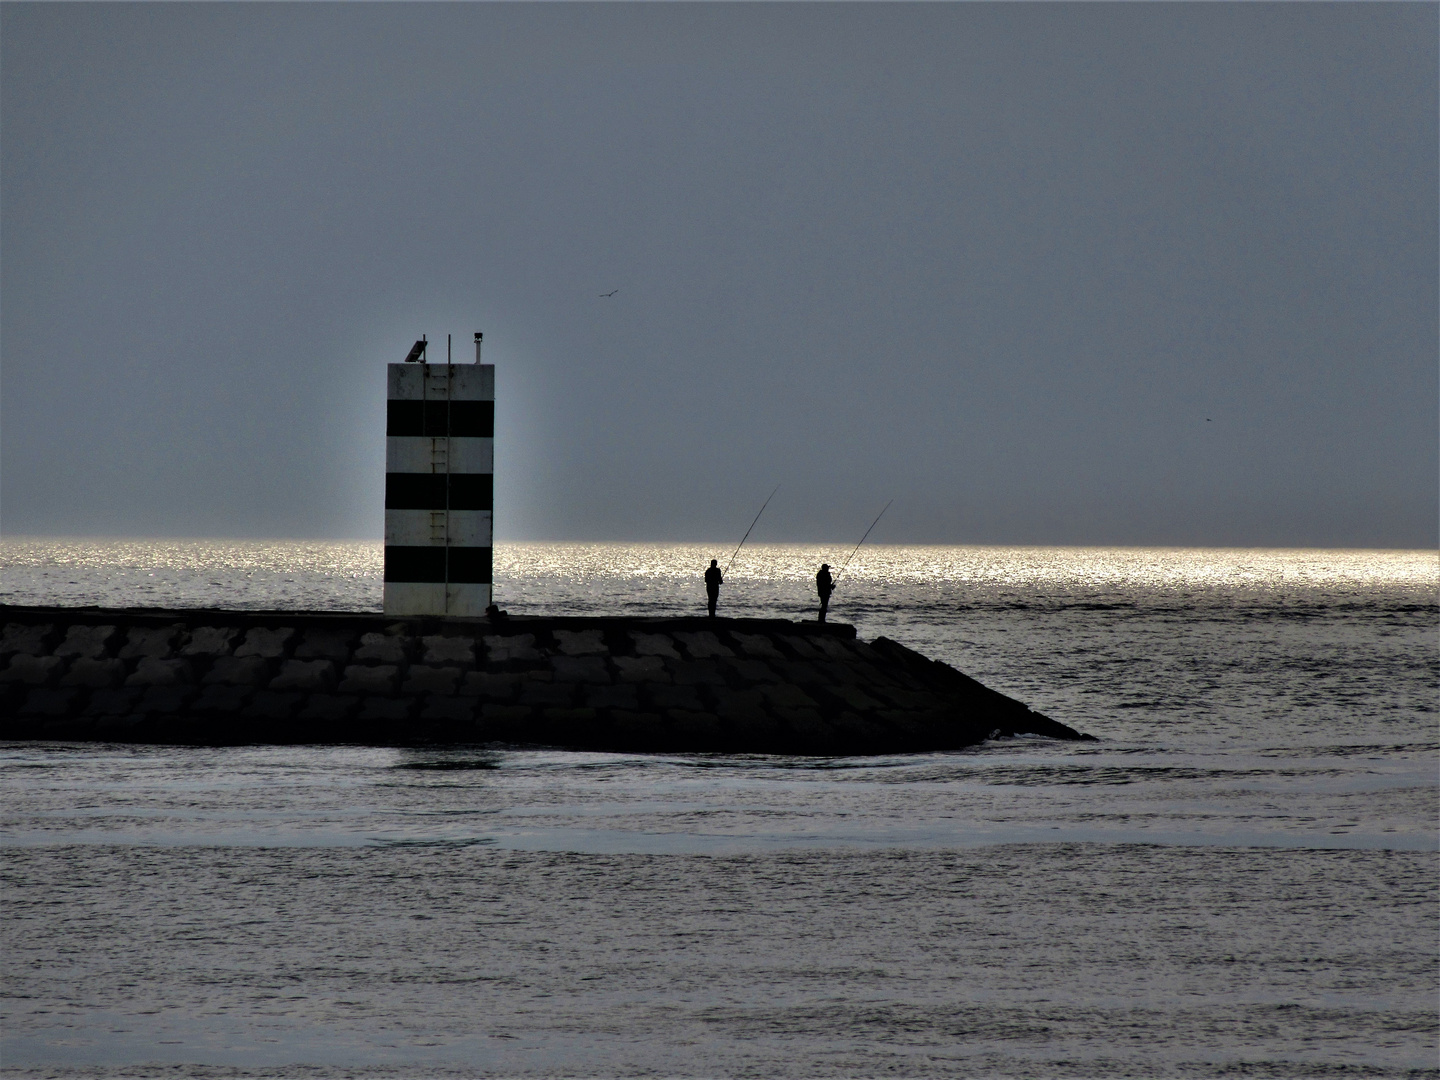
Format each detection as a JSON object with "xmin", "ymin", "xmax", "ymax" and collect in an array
[
  {"xmin": 816, "ymin": 563, "xmax": 835, "ymax": 623},
  {"xmin": 704, "ymin": 559, "xmax": 723, "ymax": 618}
]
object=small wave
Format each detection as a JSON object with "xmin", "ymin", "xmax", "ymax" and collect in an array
[
  {"xmin": 393, "ymin": 759, "xmax": 501, "ymax": 772},
  {"xmin": 978, "ymin": 764, "xmax": 1354, "ymax": 786},
  {"xmin": 370, "ymin": 836, "xmax": 496, "ymax": 849}
]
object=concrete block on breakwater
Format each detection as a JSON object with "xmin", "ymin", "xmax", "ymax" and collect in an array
[{"xmin": 0, "ymin": 606, "xmax": 1094, "ymax": 753}]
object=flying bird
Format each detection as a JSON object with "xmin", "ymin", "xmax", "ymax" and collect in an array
[{"xmin": 599, "ymin": 289, "xmax": 619, "ymax": 298}]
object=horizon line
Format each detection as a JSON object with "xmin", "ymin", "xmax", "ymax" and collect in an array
[{"xmin": 2, "ymin": 533, "xmax": 1437, "ymax": 556}]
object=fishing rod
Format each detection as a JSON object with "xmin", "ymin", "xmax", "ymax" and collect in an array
[
  {"xmin": 833, "ymin": 499, "xmax": 892, "ymax": 584},
  {"xmin": 724, "ymin": 485, "xmax": 780, "ymax": 575}
]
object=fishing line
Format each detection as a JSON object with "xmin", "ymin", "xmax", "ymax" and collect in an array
[
  {"xmin": 834, "ymin": 499, "xmax": 892, "ymax": 584},
  {"xmin": 724, "ymin": 486, "xmax": 780, "ymax": 575}
]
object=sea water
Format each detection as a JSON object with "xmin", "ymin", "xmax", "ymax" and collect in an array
[{"xmin": 1, "ymin": 540, "xmax": 1436, "ymax": 1077}]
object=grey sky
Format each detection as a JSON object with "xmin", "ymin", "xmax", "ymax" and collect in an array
[{"xmin": 2, "ymin": 3, "xmax": 1435, "ymax": 547}]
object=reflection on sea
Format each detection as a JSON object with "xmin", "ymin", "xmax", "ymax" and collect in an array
[
  {"xmin": 1, "ymin": 536, "xmax": 1433, "ymax": 614},
  {"xmin": 1, "ymin": 743, "xmax": 1434, "ymax": 854}
]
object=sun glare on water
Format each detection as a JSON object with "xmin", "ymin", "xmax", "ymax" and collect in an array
[{"xmin": 0, "ymin": 537, "xmax": 1433, "ymax": 614}]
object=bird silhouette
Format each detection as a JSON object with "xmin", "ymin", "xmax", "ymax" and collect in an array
[{"xmin": 599, "ymin": 289, "xmax": 619, "ymax": 298}]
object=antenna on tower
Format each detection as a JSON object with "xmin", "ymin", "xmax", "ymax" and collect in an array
[{"xmin": 474, "ymin": 331, "xmax": 483, "ymax": 364}]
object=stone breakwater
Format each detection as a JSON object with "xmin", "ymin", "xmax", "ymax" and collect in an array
[{"xmin": 0, "ymin": 606, "xmax": 1092, "ymax": 753}]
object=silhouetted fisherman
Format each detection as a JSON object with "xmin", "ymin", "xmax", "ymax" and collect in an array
[
  {"xmin": 816, "ymin": 563, "xmax": 835, "ymax": 623},
  {"xmin": 704, "ymin": 559, "xmax": 723, "ymax": 618}
]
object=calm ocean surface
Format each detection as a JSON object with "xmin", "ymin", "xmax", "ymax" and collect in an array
[{"xmin": 2, "ymin": 539, "xmax": 1437, "ymax": 1078}]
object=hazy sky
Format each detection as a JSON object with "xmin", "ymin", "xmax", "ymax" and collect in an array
[{"xmin": 2, "ymin": 3, "xmax": 1435, "ymax": 547}]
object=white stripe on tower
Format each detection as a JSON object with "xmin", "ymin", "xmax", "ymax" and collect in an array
[{"xmin": 382, "ymin": 357, "xmax": 494, "ymax": 617}]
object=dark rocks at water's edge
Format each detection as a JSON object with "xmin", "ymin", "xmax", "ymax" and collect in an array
[{"xmin": 0, "ymin": 606, "xmax": 1094, "ymax": 753}]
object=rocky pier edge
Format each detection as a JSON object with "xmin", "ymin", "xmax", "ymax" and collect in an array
[{"xmin": 0, "ymin": 606, "xmax": 1094, "ymax": 754}]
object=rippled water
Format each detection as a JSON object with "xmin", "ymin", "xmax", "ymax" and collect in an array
[{"xmin": 1, "ymin": 539, "xmax": 1436, "ymax": 1076}]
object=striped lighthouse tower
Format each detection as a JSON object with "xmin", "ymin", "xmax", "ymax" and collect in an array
[{"xmin": 383, "ymin": 333, "xmax": 494, "ymax": 617}]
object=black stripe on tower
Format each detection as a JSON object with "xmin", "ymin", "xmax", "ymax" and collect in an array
[
  {"xmin": 383, "ymin": 546, "xmax": 493, "ymax": 584},
  {"xmin": 386, "ymin": 400, "xmax": 494, "ymax": 437},
  {"xmin": 384, "ymin": 473, "xmax": 493, "ymax": 511}
]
